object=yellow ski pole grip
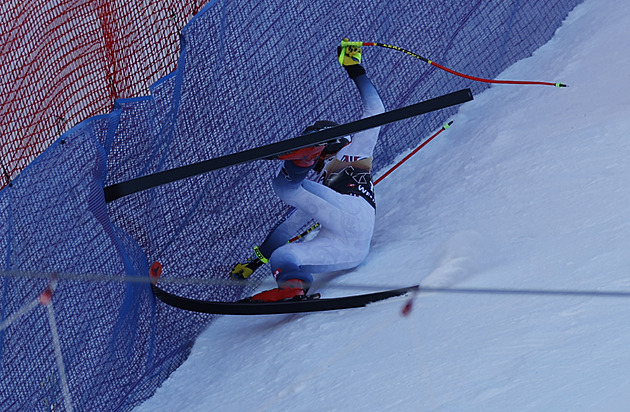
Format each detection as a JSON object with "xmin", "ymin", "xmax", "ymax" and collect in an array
[{"xmin": 340, "ymin": 40, "xmax": 365, "ymax": 47}]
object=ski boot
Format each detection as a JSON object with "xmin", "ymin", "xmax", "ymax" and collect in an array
[{"xmin": 248, "ymin": 279, "xmax": 308, "ymax": 302}]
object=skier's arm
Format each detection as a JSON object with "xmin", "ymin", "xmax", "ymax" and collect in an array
[{"xmin": 335, "ymin": 49, "xmax": 385, "ymax": 163}]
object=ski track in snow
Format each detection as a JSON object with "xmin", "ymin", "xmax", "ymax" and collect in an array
[{"xmin": 135, "ymin": 1, "xmax": 630, "ymax": 411}]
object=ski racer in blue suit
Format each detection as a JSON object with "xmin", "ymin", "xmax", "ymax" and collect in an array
[{"xmin": 234, "ymin": 42, "xmax": 385, "ymax": 302}]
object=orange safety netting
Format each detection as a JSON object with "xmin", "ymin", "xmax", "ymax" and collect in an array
[{"xmin": 0, "ymin": 0, "xmax": 208, "ymax": 189}]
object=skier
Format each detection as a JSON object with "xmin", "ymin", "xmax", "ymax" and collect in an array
[{"xmin": 234, "ymin": 41, "xmax": 385, "ymax": 302}]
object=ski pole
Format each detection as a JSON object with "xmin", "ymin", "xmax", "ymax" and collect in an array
[
  {"xmin": 288, "ymin": 222, "xmax": 320, "ymax": 243},
  {"xmin": 342, "ymin": 40, "xmax": 567, "ymax": 88},
  {"xmin": 374, "ymin": 121, "xmax": 452, "ymax": 184}
]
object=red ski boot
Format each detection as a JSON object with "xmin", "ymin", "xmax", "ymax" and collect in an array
[{"xmin": 249, "ymin": 279, "xmax": 307, "ymax": 302}]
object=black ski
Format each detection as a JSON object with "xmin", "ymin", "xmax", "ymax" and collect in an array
[
  {"xmin": 104, "ymin": 89, "xmax": 473, "ymax": 202},
  {"xmin": 151, "ymin": 283, "xmax": 419, "ymax": 315}
]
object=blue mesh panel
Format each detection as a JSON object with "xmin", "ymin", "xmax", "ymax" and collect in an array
[{"xmin": 1, "ymin": 0, "xmax": 582, "ymax": 410}]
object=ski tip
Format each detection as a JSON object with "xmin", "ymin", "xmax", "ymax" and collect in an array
[
  {"xmin": 149, "ymin": 261, "xmax": 163, "ymax": 286},
  {"xmin": 556, "ymin": 82, "xmax": 568, "ymax": 88}
]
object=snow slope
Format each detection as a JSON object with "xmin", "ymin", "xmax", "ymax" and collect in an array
[{"xmin": 135, "ymin": 1, "xmax": 630, "ymax": 410}]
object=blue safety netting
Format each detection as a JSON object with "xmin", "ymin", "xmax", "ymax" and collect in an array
[{"xmin": 0, "ymin": 0, "xmax": 582, "ymax": 410}]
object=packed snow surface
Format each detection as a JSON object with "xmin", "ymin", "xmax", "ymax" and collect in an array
[{"xmin": 135, "ymin": 1, "xmax": 630, "ymax": 410}]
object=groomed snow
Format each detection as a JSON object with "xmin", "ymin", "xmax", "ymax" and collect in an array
[{"xmin": 135, "ymin": 1, "xmax": 630, "ymax": 410}]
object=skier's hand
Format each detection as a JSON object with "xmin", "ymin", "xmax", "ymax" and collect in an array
[
  {"xmin": 231, "ymin": 248, "xmax": 266, "ymax": 280},
  {"xmin": 338, "ymin": 38, "xmax": 366, "ymax": 79},
  {"xmin": 231, "ymin": 261, "xmax": 258, "ymax": 280},
  {"xmin": 337, "ymin": 38, "xmax": 362, "ymax": 66}
]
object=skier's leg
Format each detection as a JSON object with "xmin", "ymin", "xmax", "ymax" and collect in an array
[
  {"xmin": 271, "ymin": 178, "xmax": 375, "ymax": 287},
  {"xmin": 256, "ymin": 208, "xmax": 314, "ymax": 259},
  {"xmin": 271, "ymin": 221, "xmax": 372, "ymax": 286},
  {"xmin": 273, "ymin": 163, "xmax": 374, "ymax": 235}
]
